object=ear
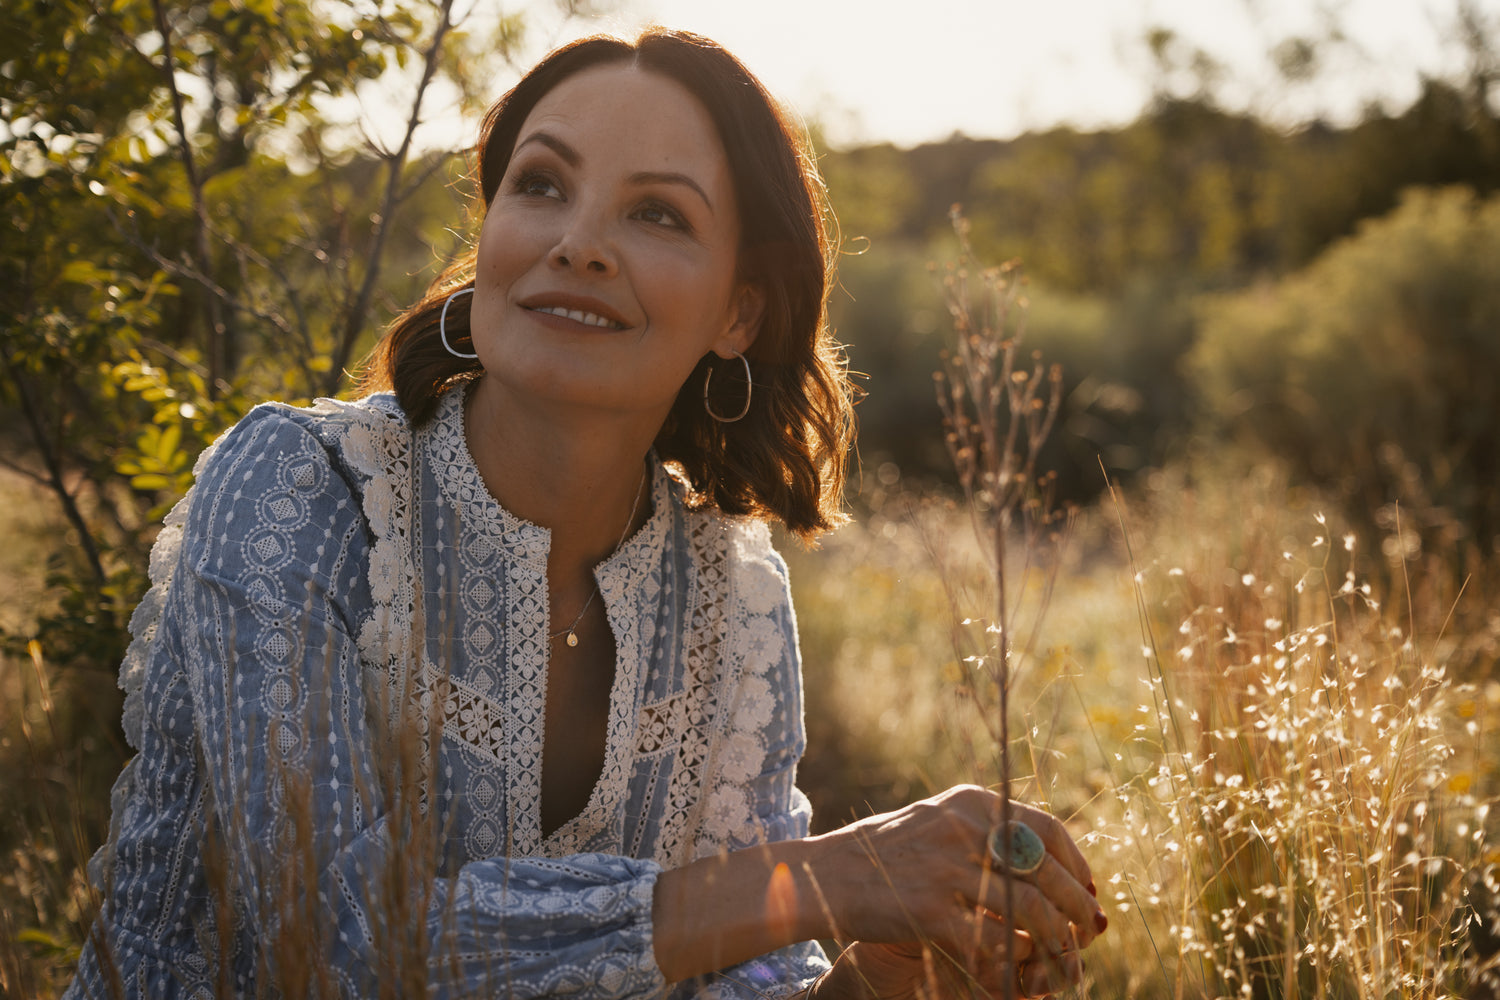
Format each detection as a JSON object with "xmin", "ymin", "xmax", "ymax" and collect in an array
[{"xmin": 712, "ymin": 282, "xmax": 766, "ymax": 358}]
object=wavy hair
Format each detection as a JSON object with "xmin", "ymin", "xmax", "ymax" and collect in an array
[{"xmin": 362, "ymin": 28, "xmax": 853, "ymax": 540}]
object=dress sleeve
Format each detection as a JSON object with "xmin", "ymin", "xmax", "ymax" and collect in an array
[
  {"xmin": 671, "ymin": 540, "xmax": 831, "ymax": 999},
  {"xmin": 173, "ymin": 407, "xmax": 665, "ymax": 999}
]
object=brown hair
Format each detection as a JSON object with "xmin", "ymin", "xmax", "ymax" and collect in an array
[{"xmin": 362, "ymin": 28, "xmax": 852, "ymax": 540}]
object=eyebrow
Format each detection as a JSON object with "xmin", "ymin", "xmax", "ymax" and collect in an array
[
  {"xmin": 513, "ymin": 130, "xmax": 715, "ymax": 214},
  {"xmin": 628, "ymin": 170, "xmax": 714, "ymax": 214},
  {"xmin": 515, "ymin": 131, "xmax": 580, "ymax": 166}
]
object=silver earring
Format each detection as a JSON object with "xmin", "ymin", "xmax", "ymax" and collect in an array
[
  {"xmin": 703, "ymin": 350, "xmax": 752, "ymax": 423},
  {"xmin": 440, "ymin": 288, "xmax": 479, "ymax": 360}
]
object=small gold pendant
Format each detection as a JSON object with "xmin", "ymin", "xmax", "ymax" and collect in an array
[{"xmin": 566, "ymin": 632, "xmax": 579, "ymax": 648}]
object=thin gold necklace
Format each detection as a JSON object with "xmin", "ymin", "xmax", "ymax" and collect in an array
[{"xmin": 549, "ymin": 467, "xmax": 647, "ymax": 648}]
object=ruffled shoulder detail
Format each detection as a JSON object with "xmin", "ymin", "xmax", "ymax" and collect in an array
[
  {"xmin": 117, "ymin": 436, "xmax": 223, "ymax": 750},
  {"xmin": 116, "ymin": 394, "xmax": 409, "ymax": 751}
]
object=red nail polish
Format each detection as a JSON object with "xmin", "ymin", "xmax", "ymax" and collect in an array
[
  {"xmin": 1094, "ymin": 911, "xmax": 1109, "ymax": 934},
  {"xmin": 1087, "ymin": 879, "xmax": 1097, "ymax": 896}
]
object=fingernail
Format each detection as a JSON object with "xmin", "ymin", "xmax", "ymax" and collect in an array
[
  {"xmin": 1094, "ymin": 910, "xmax": 1109, "ymax": 934},
  {"xmin": 1087, "ymin": 879, "xmax": 1097, "ymax": 896}
]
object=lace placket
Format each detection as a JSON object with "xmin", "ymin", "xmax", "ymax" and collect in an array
[
  {"xmin": 336, "ymin": 387, "xmax": 796, "ymax": 870},
  {"xmin": 548, "ymin": 471, "xmax": 672, "ymax": 856}
]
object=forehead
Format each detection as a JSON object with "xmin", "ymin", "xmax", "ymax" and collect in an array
[{"xmin": 514, "ymin": 64, "xmax": 730, "ymax": 175}]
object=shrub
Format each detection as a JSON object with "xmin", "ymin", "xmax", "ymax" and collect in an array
[{"xmin": 1187, "ymin": 186, "xmax": 1500, "ymax": 564}]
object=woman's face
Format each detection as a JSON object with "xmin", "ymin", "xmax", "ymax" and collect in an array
[{"xmin": 469, "ymin": 63, "xmax": 760, "ymax": 426}]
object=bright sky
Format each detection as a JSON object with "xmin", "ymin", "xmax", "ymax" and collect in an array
[{"xmin": 501, "ymin": 0, "xmax": 1492, "ymax": 147}]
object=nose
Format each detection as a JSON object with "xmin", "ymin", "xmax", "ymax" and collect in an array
[{"xmin": 551, "ymin": 209, "xmax": 616, "ymax": 276}]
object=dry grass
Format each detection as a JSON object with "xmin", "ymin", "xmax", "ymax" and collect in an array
[
  {"xmin": 787, "ymin": 457, "xmax": 1500, "ymax": 999},
  {"xmin": 1085, "ymin": 464, "xmax": 1499, "ymax": 1000}
]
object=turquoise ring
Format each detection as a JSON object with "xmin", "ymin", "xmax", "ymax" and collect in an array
[{"xmin": 988, "ymin": 819, "xmax": 1046, "ymax": 877}]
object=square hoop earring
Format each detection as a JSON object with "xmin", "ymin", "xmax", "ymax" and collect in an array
[
  {"xmin": 440, "ymin": 287, "xmax": 479, "ymax": 360},
  {"xmin": 703, "ymin": 350, "xmax": 752, "ymax": 423}
]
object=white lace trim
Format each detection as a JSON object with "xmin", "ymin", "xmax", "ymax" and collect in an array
[
  {"xmin": 118, "ymin": 435, "xmax": 230, "ymax": 749},
  {"xmin": 421, "ymin": 389, "xmax": 683, "ymax": 858},
  {"xmin": 692, "ymin": 519, "xmax": 788, "ymax": 860}
]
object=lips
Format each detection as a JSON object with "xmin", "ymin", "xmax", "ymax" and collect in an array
[{"xmin": 519, "ymin": 293, "xmax": 629, "ymax": 330}]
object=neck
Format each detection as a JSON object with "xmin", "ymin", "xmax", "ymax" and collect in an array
[{"xmin": 462, "ymin": 376, "xmax": 656, "ymax": 580}]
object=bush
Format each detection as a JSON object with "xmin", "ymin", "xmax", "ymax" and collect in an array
[{"xmin": 1187, "ymin": 186, "xmax": 1500, "ymax": 564}]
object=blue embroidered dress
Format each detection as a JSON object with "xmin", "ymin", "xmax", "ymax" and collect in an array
[{"xmin": 66, "ymin": 389, "xmax": 830, "ymax": 999}]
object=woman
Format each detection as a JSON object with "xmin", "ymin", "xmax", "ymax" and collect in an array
[{"xmin": 68, "ymin": 28, "xmax": 1107, "ymax": 1000}]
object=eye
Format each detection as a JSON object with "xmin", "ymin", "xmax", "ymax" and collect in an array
[
  {"xmin": 512, "ymin": 169, "xmax": 562, "ymax": 200},
  {"xmin": 633, "ymin": 199, "xmax": 689, "ymax": 232}
]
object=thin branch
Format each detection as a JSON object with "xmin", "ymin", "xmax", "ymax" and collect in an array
[
  {"xmin": 934, "ymin": 211, "xmax": 1067, "ymax": 1000},
  {"xmin": 217, "ymin": 223, "xmax": 320, "ymax": 372},
  {"xmin": 0, "ymin": 452, "xmax": 50, "ymax": 487},
  {"xmin": 137, "ymin": 338, "xmax": 209, "ymax": 379},
  {"xmin": 116, "ymin": 223, "xmax": 296, "ymax": 342},
  {"xmin": 150, "ymin": 0, "xmax": 230, "ymax": 398},
  {"xmin": 324, "ymin": 0, "xmax": 458, "ymax": 396},
  {"xmin": 0, "ymin": 342, "xmax": 107, "ymax": 587},
  {"xmin": 396, "ymin": 148, "xmax": 461, "ymax": 205}
]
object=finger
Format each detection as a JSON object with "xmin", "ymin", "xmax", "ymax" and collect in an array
[
  {"xmin": 1025, "ymin": 848, "xmax": 1108, "ymax": 948},
  {"xmin": 960, "ymin": 930, "xmax": 1037, "ymax": 996},
  {"xmin": 968, "ymin": 912, "xmax": 1035, "ymax": 966},
  {"xmin": 930, "ymin": 919, "xmax": 1037, "ymax": 994},
  {"xmin": 980, "ymin": 879, "xmax": 1071, "ymax": 959},
  {"xmin": 932, "ymin": 902, "xmax": 1036, "ymax": 969}
]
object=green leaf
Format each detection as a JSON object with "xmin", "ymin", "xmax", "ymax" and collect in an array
[
  {"xmin": 15, "ymin": 928, "xmax": 67, "ymax": 952},
  {"xmin": 60, "ymin": 260, "xmax": 108, "ymax": 286},
  {"xmin": 157, "ymin": 422, "xmax": 182, "ymax": 463}
]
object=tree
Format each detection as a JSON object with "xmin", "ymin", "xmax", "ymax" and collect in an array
[
  {"xmin": 1, "ymin": 2, "xmax": 608, "ymax": 984},
  {"xmin": 0, "ymin": 0, "xmax": 576, "ymax": 664}
]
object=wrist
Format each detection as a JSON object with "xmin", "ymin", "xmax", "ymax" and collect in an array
[
  {"xmin": 796, "ymin": 826, "xmax": 867, "ymax": 942},
  {"xmin": 758, "ymin": 834, "xmax": 841, "ymax": 945},
  {"xmin": 651, "ymin": 836, "xmax": 839, "ymax": 981}
]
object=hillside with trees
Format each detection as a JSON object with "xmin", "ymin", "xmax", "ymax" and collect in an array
[{"xmin": 824, "ymin": 77, "xmax": 1500, "ymax": 520}]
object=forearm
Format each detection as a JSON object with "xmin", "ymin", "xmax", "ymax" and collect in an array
[{"xmin": 651, "ymin": 833, "xmax": 843, "ymax": 982}]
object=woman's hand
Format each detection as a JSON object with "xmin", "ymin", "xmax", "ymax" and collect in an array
[{"xmin": 802, "ymin": 785, "xmax": 1106, "ymax": 995}]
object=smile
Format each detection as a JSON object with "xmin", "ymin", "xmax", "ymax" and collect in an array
[{"xmin": 529, "ymin": 305, "xmax": 627, "ymax": 330}]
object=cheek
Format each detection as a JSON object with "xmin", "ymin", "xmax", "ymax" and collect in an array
[
  {"xmin": 476, "ymin": 216, "xmax": 525, "ymax": 283},
  {"xmin": 639, "ymin": 251, "xmax": 738, "ymax": 328}
]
